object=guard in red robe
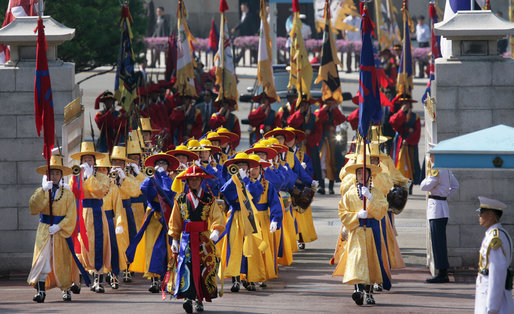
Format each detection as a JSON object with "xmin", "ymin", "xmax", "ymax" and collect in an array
[
  {"xmin": 208, "ymin": 99, "xmax": 241, "ymax": 148},
  {"xmin": 248, "ymin": 92, "xmax": 280, "ymax": 144},
  {"xmin": 170, "ymin": 94, "xmax": 203, "ymax": 145}
]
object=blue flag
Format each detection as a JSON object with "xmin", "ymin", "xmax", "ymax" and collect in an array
[{"xmin": 358, "ymin": 8, "xmax": 382, "ymax": 139}]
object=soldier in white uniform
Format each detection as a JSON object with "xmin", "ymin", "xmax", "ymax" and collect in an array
[
  {"xmin": 475, "ymin": 196, "xmax": 514, "ymax": 314},
  {"xmin": 420, "ymin": 151, "xmax": 459, "ymax": 283}
]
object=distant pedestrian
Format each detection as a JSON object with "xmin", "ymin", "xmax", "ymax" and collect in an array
[
  {"xmin": 415, "ymin": 16, "xmax": 430, "ymax": 78},
  {"xmin": 151, "ymin": 6, "xmax": 170, "ymax": 67},
  {"xmin": 343, "ymin": 14, "xmax": 361, "ymax": 73}
]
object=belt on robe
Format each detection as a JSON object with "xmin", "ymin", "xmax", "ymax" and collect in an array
[
  {"xmin": 40, "ymin": 214, "xmax": 64, "ymax": 225},
  {"xmin": 131, "ymin": 195, "xmax": 146, "ymax": 204},
  {"xmin": 429, "ymin": 195, "xmax": 447, "ymax": 201},
  {"xmin": 175, "ymin": 220, "xmax": 208, "ymax": 301}
]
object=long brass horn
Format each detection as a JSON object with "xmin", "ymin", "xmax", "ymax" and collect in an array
[
  {"xmin": 145, "ymin": 166, "xmax": 156, "ymax": 177},
  {"xmin": 72, "ymin": 165, "xmax": 81, "ymax": 176},
  {"xmin": 227, "ymin": 164, "xmax": 239, "ymax": 175}
]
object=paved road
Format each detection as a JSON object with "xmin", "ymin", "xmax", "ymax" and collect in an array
[{"xmin": 0, "ymin": 67, "xmax": 478, "ymax": 312}]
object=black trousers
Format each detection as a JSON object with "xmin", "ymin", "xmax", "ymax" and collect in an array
[{"xmin": 429, "ymin": 218, "xmax": 449, "ymax": 270}]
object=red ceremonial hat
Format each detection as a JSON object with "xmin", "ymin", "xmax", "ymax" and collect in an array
[
  {"xmin": 144, "ymin": 153, "xmax": 180, "ymax": 171},
  {"xmin": 175, "ymin": 166, "xmax": 214, "ymax": 180}
]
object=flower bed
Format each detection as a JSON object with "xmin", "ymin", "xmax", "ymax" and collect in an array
[{"xmin": 143, "ymin": 36, "xmax": 430, "ymax": 62}]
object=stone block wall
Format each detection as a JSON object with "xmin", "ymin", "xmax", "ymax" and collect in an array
[
  {"xmin": 433, "ymin": 57, "xmax": 514, "ymax": 268},
  {"xmin": 0, "ymin": 61, "xmax": 78, "ymax": 274}
]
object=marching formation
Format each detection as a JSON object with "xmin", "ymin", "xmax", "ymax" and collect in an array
[{"xmin": 25, "ymin": 0, "xmax": 513, "ymax": 313}]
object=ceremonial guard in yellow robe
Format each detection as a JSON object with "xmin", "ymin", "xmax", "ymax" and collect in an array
[
  {"xmin": 126, "ymin": 132, "xmax": 148, "ymax": 233},
  {"xmin": 70, "ymin": 142, "xmax": 110, "ymax": 293},
  {"xmin": 28, "ymin": 154, "xmax": 90, "ymax": 302},
  {"xmin": 218, "ymin": 153, "xmax": 263, "ymax": 292},
  {"xmin": 126, "ymin": 153, "xmax": 180, "ymax": 293},
  {"xmin": 169, "ymin": 166, "xmax": 225, "ymax": 313},
  {"xmin": 475, "ymin": 196, "xmax": 514, "ymax": 314},
  {"xmin": 334, "ymin": 154, "xmax": 389, "ymax": 305},
  {"xmin": 241, "ymin": 154, "xmax": 283, "ymax": 289}
]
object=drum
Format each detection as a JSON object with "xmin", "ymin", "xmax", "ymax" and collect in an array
[{"xmin": 387, "ymin": 185, "xmax": 408, "ymax": 215}]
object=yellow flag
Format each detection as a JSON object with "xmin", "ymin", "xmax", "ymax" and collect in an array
[
  {"xmin": 288, "ymin": 10, "xmax": 312, "ymax": 104},
  {"xmin": 174, "ymin": 0, "xmax": 197, "ymax": 98},
  {"xmin": 257, "ymin": 0, "xmax": 280, "ymax": 102}
]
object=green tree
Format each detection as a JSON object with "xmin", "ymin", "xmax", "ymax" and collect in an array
[{"xmin": 45, "ymin": 0, "xmax": 147, "ymax": 72}]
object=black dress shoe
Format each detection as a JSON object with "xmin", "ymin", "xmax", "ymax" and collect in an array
[
  {"xmin": 148, "ymin": 278, "xmax": 160, "ymax": 293},
  {"xmin": 110, "ymin": 273, "xmax": 119, "ymax": 289},
  {"xmin": 329, "ymin": 188, "xmax": 334, "ymax": 195},
  {"xmin": 317, "ymin": 188, "xmax": 325, "ymax": 195},
  {"xmin": 195, "ymin": 300, "xmax": 204, "ymax": 312},
  {"xmin": 33, "ymin": 281, "xmax": 46, "ymax": 303},
  {"xmin": 247, "ymin": 282, "xmax": 256, "ymax": 291},
  {"xmin": 183, "ymin": 299, "xmax": 193, "ymax": 313},
  {"xmin": 95, "ymin": 283, "xmax": 105, "ymax": 293},
  {"xmin": 230, "ymin": 281, "xmax": 240, "ymax": 292},
  {"xmin": 366, "ymin": 293, "xmax": 375, "ymax": 304},
  {"xmin": 62, "ymin": 289, "xmax": 72, "ymax": 302},
  {"xmin": 123, "ymin": 270, "xmax": 132, "ymax": 283},
  {"xmin": 426, "ymin": 274, "xmax": 449, "ymax": 283},
  {"xmin": 352, "ymin": 291, "xmax": 363, "ymax": 305},
  {"xmin": 259, "ymin": 282, "xmax": 267, "ymax": 288},
  {"xmin": 297, "ymin": 241, "xmax": 305, "ymax": 250},
  {"xmin": 70, "ymin": 283, "xmax": 81, "ymax": 294}
]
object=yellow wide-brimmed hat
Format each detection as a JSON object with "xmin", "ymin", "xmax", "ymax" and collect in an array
[
  {"xmin": 187, "ymin": 139, "xmax": 209, "ymax": 152},
  {"xmin": 284, "ymin": 127, "xmax": 306, "ymax": 142},
  {"xmin": 224, "ymin": 152, "xmax": 260, "ymax": 168},
  {"xmin": 264, "ymin": 127, "xmax": 295, "ymax": 143},
  {"xmin": 206, "ymin": 132, "xmax": 230, "ymax": 146},
  {"xmin": 96, "ymin": 153, "xmax": 112, "ymax": 168},
  {"xmin": 217, "ymin": 127, "xmax": 239, "ymax": 145},
  {"xmin": 368, "ymin": 143, "xmax": 388, "ymax": 158},
  {"xmin": 248, "ymin": 153, "xmax": 271, "ymax": 169},
  {"xmin": 110, "ymin": 146, "xmax": 135, "ymax": 163},
  {"xmin": 266, "ymin": 137, "xmax": 288, "ymax": 153},
  {"xmin": 140, "ymin": 117, "xmax": 158, "ymax": 132},
  {"xmin": 166, "ymin": 145, "xmax": 199, "ymax": 161},
  {"xmin": 199, "ymin": 139, "xmax": 221, "ymax": 155},
  {"xmin": 345, "ymin": 153, "xmax": 382, "ymax": 175},
  {"xmin": 245, "ymin": 143, "xmax": 278, "ymax": 160},
  {"xmin": 36, "ymin": 154, "xmax": 73, "ymax": 176},
  {"xmin": 127, "ymin": 132, "xmax": 143, "ymax": 155},
  {"xmin": 70, "ymin": 142, "xmax": 104, "ymax": 161}
]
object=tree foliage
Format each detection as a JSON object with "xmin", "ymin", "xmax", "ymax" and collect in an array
[{"xmin": 45, "ymin": 0, "xmax": 147, "ymax": 72}]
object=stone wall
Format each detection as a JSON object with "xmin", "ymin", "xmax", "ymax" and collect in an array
[
  {"xmin": 433, "ymin": 57, "xmax": 514, "ymax": 268},
  {"xmin": 0, "ymin": 61, "xmax": 78, "ymax": 274}
]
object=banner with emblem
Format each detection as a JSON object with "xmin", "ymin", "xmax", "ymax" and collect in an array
[{"xmin": 175, "ymin": 0, "xmax": 197, "ymax": 98}]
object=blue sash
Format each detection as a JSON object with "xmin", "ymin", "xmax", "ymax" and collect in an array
[
  {"xmin": 131, "ymin": 194, "xmax": 146, "ymax": 204},
  {"xmin": 39, "ymin": 214, "xmax": 92, "ymax": 286},
  {"xmin": 359, "ymin": 218, "xmax": 391, "ymax": 290},
  {"xmin": 83, "ymin": 198, "xmax": 104, "ymax": 272},
  {"xmin": 104, "ymin": 210, "xmax": 120, "ymax": 275},
  {"xmin": 174, "ymin": 221, "xmax": 191, "ymax": 296},
  {"xmin": 122, "ymin": 199, "xmax": 137, "ymax": 243}
]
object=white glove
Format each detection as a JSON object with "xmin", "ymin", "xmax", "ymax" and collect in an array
[
  {"xmin": 270, "ymin": 221, "xmax": 278, "ymax": 233},
  {"xmin": 116, "ymin": 167, "xmax": 126, "ymax": 180},
  {"xmin": 82, "ymin": 163, "xmax": 94, "ymax": 178},
  {"xmin": 129, "ymin": 163, "xmax": 140, "ymax": 175},
  {"xmin": 42, "ymin": 175, "xmax": 53, "ymax": 191},
  {"xmin": 195, "ymin": 159, "xmax": 202, "ymax": 167},
  {"xmin": 209, "ymin": 230, "xmax": 220, "ymax": 242},
  {"xmin": 301, "ymin": 162, "xmax": 307, "ymax": 169},
  {"xmin": 357, "ymin": 209, "xmax": 368, "ymax": 219},
  {"xmin": 360, "ymin": 186, "xmax": 373, "ymax": 200},
  {"xmin": 311, "ymin": 180, "xmax": 319, "ymax": 189},
  {"xmin": 171, "ymin": 239, "xmax": 179, "ymax": 253},
  {"xmin": 49, "ymin": 224, "xmax": 61, "ymax": 235},
  {"xmin": 239, "ymin": 168, "xmax": 247, "ymax": 179},
  {"xmin": 115, "ymin": 226, "xmax": 124, "ymax": 234},
  {"xmin": 156, "ymin": 166, "xmax": 165, "ymax": 173}
]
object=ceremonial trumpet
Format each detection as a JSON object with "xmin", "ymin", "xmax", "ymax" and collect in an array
[
  {"xmin": 145, "ymin": 166, "xmax": 156, "ymax": 177},
  {"xmin": 71, "ymin": 165, "xmax": 81, "ymax": 176},
  {"xmin": 109, "ymin": 171, "xmax": 118, "ymax": 179},
  {"xmin": 227, "ymin": 164, "xmax": 239, "ymax": 175}
]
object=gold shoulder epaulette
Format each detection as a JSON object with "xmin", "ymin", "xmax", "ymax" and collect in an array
[
  {"xmin": 430, "ymin": 169, "xmax": 439, "ymax": 177},
  {"xmin": 490, "ymin": 228, "xmax": 502, "ymax": 250}
]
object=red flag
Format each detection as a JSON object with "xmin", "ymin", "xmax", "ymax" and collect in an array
[
  {"xmin": 219, "ymin": 0, "xmax": 229, "ymax": 12},
  {"xmin": 292, "ymin": 0, "xmax": 300, "ymax": 13},
  {"xmin": 0, "ymin": 0, "xmax": 39, "ymax": 63},
  {"xmin": 34, "ymin": 18, "xmax": 55, "ymax": 160},
  {"xmin": 207, "ymin": 19, "xmax": 219, "ymax": 53}
]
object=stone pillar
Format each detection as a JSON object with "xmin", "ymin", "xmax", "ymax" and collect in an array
[
  {"xmin": 0, "ymin": 16, "xmax": 77, "ymax": 274},
  {"xmin": 430, "ymin": 11, "xmax": 514, "ymax": 270}
]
